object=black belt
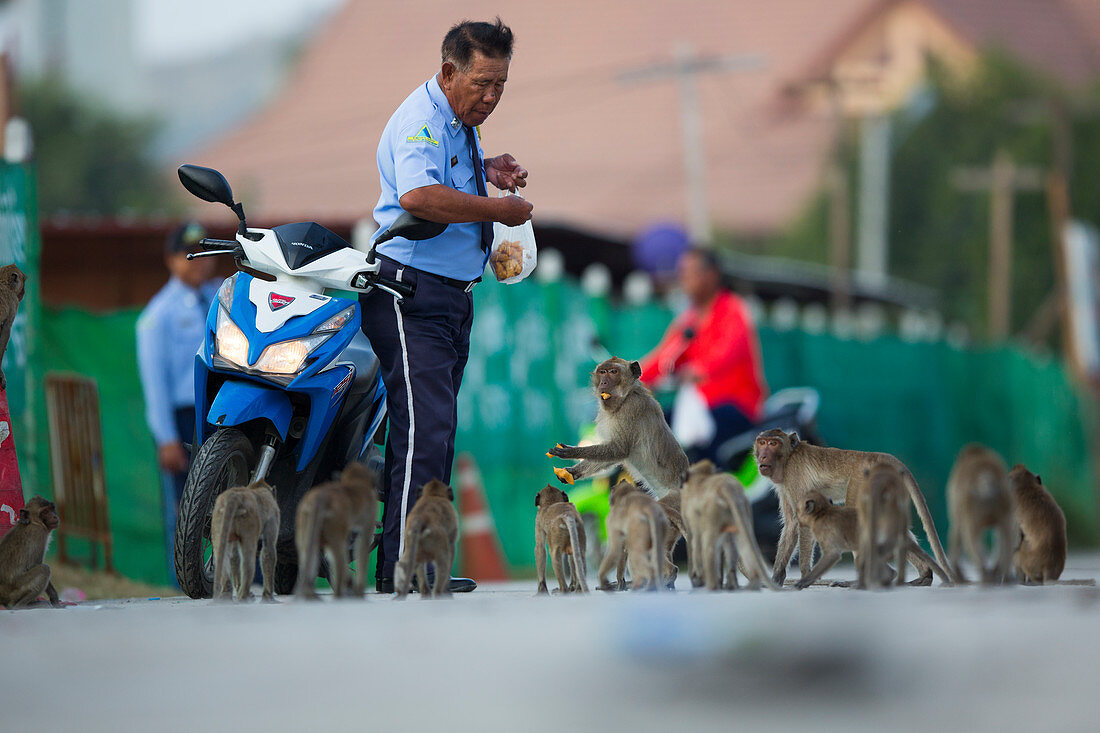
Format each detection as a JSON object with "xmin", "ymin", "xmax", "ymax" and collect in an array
[{"xmin": 376, "ymin": 254, "xmax": 481, "ymax": 292}]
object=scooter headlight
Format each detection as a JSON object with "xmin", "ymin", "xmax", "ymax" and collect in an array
[
  {"xmin": 252, "ymin": 334, "xmax": 330, "ymax": 375},
  {"xmin": 215, "ymin": 307, "xmax": 249, "ymax": 367}
]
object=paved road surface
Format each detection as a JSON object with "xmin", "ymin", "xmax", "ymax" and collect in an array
[{"xmin": 3, "ymin": 556, "xmax": 1099, "ymax": 732}]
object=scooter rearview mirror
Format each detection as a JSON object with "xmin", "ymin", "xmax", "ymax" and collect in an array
[{"xmin": 178, "ymin": 164, "xmax": 235, "ymax": 207}]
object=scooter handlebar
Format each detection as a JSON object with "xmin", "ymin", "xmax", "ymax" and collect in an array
[
  {"xmin": 199, "ymin": 237, "xmax": 239, "ymax": 250},
  {"xmin": 373, "ymin": 275, "xmax": 414, "ymax": 300}
]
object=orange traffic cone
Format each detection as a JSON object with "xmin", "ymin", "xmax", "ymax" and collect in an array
[
  {"xmin": 456, "ymin": 453, "xmax": 509, "ymax": 581},
  {"xmin": 0, "ymin": 387, "xmax": 26, "ymax": 539}
]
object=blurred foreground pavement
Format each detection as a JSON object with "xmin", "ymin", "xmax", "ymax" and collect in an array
[{"xmin": 3, "ymin": 555, "xmax": 1099, "ymax": 732}]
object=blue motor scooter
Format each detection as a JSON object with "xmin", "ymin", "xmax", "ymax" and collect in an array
[{"xmin": 173, "ymin": 164, "xmax": 442, "ymax": 597}]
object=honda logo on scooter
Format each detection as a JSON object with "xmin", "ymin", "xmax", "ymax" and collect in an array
[{"xmin": 269, "ymin": 293, "xmax": 295, "ymax": 311}]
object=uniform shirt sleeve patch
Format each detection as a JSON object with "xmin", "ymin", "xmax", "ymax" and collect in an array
[{"xmin": 406, "ymin": 125, "xmax": 439, "ymax": 146}]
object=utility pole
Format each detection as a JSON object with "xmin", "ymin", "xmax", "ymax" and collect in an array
[
  {"xmin": 856, "ymin": 114, "xmax": 891, "ymax": 287},
  {"xmin": 618, "ymin": 46, "xmax": 764, "ymax": 247},
  {"xmin": 827, "ymin": 162, "xmax": 852, "ymax": 311},
  {"xmin": 952, "ymin": 150, "xmax": 1044, "ymax": 340}
]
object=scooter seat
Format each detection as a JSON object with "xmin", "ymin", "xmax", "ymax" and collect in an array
[{"xmin": 340, "ymin": 330, "xmax": 381, "ymax": 395}]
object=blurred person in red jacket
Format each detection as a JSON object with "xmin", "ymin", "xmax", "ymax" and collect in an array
[{"xmin": 638, "ymin": 248, "xmax": 768, "ymax": 464}]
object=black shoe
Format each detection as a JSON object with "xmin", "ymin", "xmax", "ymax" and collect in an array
[{"xmin": 375, "ymin": 575, "xmax": 477, "ymax": 594}]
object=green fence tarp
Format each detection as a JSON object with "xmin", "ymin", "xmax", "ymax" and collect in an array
[
  {"xmin": 34, "ymin": 308, "xmax": 165, "ymax": 581},
  {"xmin": 26, "ymin": 276, "xmax": 1100, "ymax": 584}
]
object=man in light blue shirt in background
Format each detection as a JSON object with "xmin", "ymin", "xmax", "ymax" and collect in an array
[
  {"xmin": 136, "ymin": 222, "xmax": 222, "ymax": 582},
  {"xmin": 363, "ymin": 17, "xmax": 532, "ymax": 593}
]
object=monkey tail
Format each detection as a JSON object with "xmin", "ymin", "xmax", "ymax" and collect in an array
[
  {"xmin": 645, "ymin": 511, "xmax": 663, "ymax": 592},
  {"xmin": 904, "ymin": 472, "xmax": 956, "ymax": 583},
  {"xmin": 295, "ymin": 496, "xmax": 324, "ymax": 597},
  {"xmin": 395, "ymin": 522, "xmax": 422, "ymax": 597},
  {"xmin": 563, "ymin": 515, "xmax": 589, "ymax": 592},
  {"xmin": 723, "ymin": 489, "xmax": 781, "ymax": 591},
  {"xmin": 212, "ymin": 494, "xmax": 237, "ymax": 600}
]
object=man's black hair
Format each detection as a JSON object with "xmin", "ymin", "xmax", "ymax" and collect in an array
[
  {"xmin": 441, "ymin": 18, "xmax": 514, "ymax": 70},
  {"xmin": 684, "ymin": 247, "xmax": 721, "ymax": 274}
]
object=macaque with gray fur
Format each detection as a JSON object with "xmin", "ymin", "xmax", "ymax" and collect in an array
[
  {"xmin": 534, "ymin": 485, "xmax": 588, "ymax": 594},
  {"xmin": 549, "ymin": 357, "xmax": 688, "ymax": 497},
  {"xmin": 754, "ymin": 429, "xmax": 955, "ymax": 586},
  {"xmin": 1010, "ymin": 464, "xmax": 1066, "ymax": 584},
  {"xmin": 946, "ymin": 445, "xmax": 1015, "ymax": 585},
  {"xmin": 211, "ymin": 480, "xmax": 280, "ymax": 602},
  {"xmin": 294, "ymin": 462, "xmax": 378, "ymax": 599},
  {"xmin": 0, "ymin": 496, "xmax": 61, "ymax": 608},
  {"xmin": 598, "ymin": 480, "xmax": 667, "ymax": 591},
  {"xmin": 394, "ymin": 479, "xmax": 458, "ymax": 599}
]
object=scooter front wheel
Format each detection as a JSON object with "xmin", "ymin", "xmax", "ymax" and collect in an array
[{"xmin": 174, "ymin": 428, "xmax": 255, "ymax": 598}]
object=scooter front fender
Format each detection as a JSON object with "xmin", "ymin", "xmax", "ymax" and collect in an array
[{"xmin": 206, "ymin": 380, "xmax": 293, "ymax": 441}]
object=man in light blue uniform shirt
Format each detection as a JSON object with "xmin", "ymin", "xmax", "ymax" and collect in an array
[
  {"xmin": 363, "ymin": 18, "xmax": 532, "ymax": 593},
  {"xmin": 136, "ymin": 222, "xmax": 222, "ymax": 582}
]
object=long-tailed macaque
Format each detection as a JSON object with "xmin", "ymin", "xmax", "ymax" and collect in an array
[
  {"xmin": 1009, "ymin": 464, "xmax": 1066, "ymax": 584},
  {"xmin": 682, "ymin": 460, "xmax": 778, "ymax": 591},
  {"xmin": 212, "ymin": 481, "xmax": 280, "ymax": 602},
  {"xmin": 534, "ymin": 485, "xmax": 588, "ymax": 594},
  {"xmin": 394, "ymin": 479, "xmax": 458, "ymax": 599},
  {"xmin": 0, "ymin": 496, "xmax": 61, "ymax": 608},
  {"xmin": 946, "ymin": 445, "xmax": 1015, "ymax": 584},
  {"xmin": 294, "ymin": 462, "xmax": 378, "ymax": 599},
  {"xmin": 857, "ymin": 461, "xmax": 911, "ymax": 588},
  {"xmin": 753, "ymin": 429, "xmax": 956, "ymax": 585},
  {"xmin": 549, "ymin": 357, "xmax": 688, "ymax": 496},
  {"xmin": 0, "ymin": 264, "xmax": 26, "ymax": 391},
  {"xmin": 598, "ymin": 480, "xmax": 667, "ymax": 591}
]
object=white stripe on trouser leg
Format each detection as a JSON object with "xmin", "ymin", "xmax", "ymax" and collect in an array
[{"xmin": 393, "ymin": 275, "xmax": 416, "ymax": 559}]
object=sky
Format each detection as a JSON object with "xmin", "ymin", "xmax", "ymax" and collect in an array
[{"xmin": 133, "ymin": 0, "xmax": 344, "ymax": 63}]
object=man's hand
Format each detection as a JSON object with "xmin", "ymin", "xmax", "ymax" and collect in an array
[
  {"xmin": 485, "ymin": 154, "xmax": 528, "ymax": 191},
  {"xmin": 158, "ymin": 441, "xmax": 188, "ymax": 473},
  {"xmin": 496, "ymin": 194, "xmax": 533, "ymax": 226},
  {"xmin": 677, "ymin": 364, "xmax": 703, "ymax": 385}
]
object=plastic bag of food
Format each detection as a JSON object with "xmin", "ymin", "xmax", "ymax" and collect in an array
[{"xmin": 489, "ymin": 191, "xmax": 537, "ymax": 284}]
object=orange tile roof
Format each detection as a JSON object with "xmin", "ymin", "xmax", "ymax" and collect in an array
[{"xmin": 189, "ymin": 0, "xmax": 1100, "ymax": 237}]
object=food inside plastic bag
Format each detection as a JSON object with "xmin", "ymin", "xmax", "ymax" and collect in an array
[
  {"xmin": 490, "ymin": 239, "xmax": 526, "ymax": 280},
  {"xmin": 489, "ymin": 191, "xmax": 537, "ymax": 284}
]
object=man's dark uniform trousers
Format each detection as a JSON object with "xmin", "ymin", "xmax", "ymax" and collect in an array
[{"xmin": 362, "ymin": 75, "xmax": 494, "ymax": 586}]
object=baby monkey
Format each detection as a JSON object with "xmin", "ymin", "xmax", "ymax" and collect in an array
[
  {"xmin": 212, "ymin": 480, "xmax": 280, "ymax": 602},
  {"xmin": 534, "ymin": 485, "xmax": 589, "ymax": 594},
  {"xmin": 598, "ymin": 480, "xmax": 668, "ymax": 591},
  {"xmin": 799, "ymin": 489, "xmax": 949, "ymax": 589},
  {"xmin": 796, "ymin": 490, "xmax": 861, "ymax": 589},
  {"xmin": 395, "ymin": 479, "xmax": 459, "ymax": 599},
  {"xmin": 294, "ymin": 462, "xmax": 379, "ymax": 599}
]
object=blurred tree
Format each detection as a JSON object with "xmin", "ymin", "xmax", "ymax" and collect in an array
[
  {"xmin": 18, "ymin": 75, "xmax": 174, "ymax": 217},
  {"xmin": 773, "ymin": 51, "xmax": 1100, "ymax": 345}
]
